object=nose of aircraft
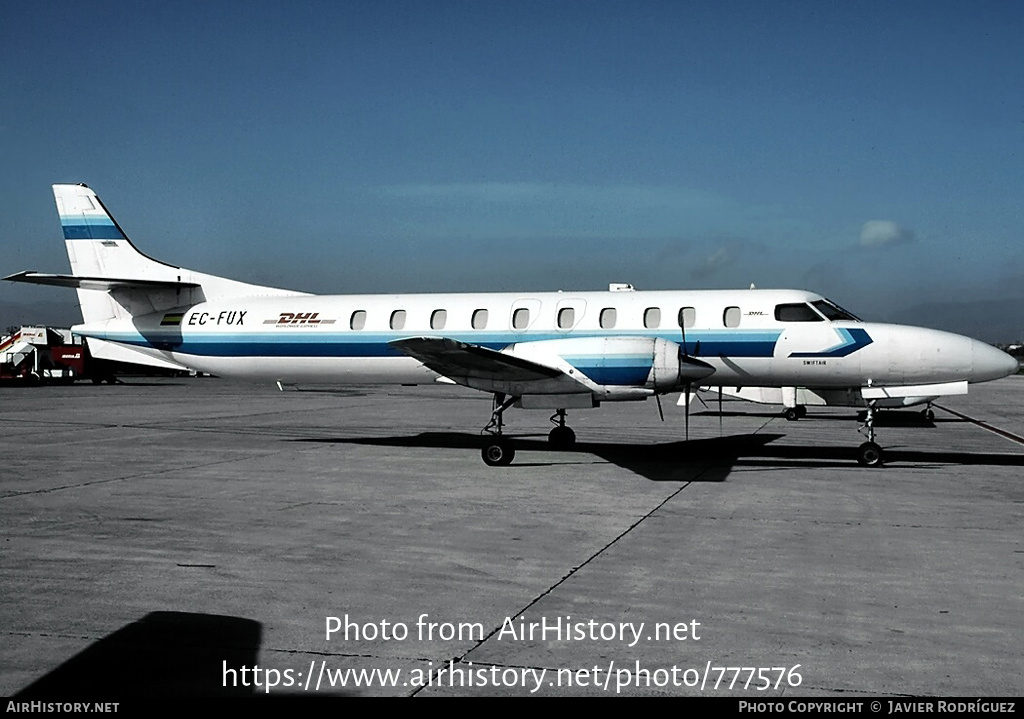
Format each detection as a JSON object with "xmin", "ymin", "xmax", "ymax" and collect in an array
[{"xmin": 972, "ymin": 340, "xmax": 1019, "ymax": 382}]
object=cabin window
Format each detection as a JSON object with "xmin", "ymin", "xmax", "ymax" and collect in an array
[
  {"xmin": 723, "ymin": 306, "xmax": 741, "ymax": 328},
  {"xmin": 557, "ymin": 307, "xmax": 575, "ymax": 329},
  {"xmin": 390, "ymin": 310, "xmax": 406, "ymax": 330},
  {"xmin": 644, "ymin": 307, "xmax": 661, "ymax": 329},
  {"xmin": 430, "ymin": 309, "xmax": 447, "ymax": 330},
  {"xmin": 350, "ymin": 310, "xmax": 366, "ymax": 330},
  {"xmin": 677, "ymin": 307, "xmax": 696, "ymax": 329},
  {"xmin": 599, "ymin": 307, "xmax": 617, "ymax": 329},
  {"xmin": 775, "ymin": 303, "xmax": 822, "ymax": 322},
  {"xmin": 472, "ymin": 309, "xmax": 488, "ymax": 329},
  {"xmin": 512, "ymin": 307, "xmax": 530, "ymax": 330}
]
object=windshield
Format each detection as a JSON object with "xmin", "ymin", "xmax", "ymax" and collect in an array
[
  {"xmin": 775, "ymin": 303, "xmax": 823, "ymax": 322},
  {"xmin": 812, "ymin": 299, "xmax": 861, "ymax": 322}
]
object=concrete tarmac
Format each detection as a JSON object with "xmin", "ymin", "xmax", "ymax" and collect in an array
[{"xmin": 1, "ymin": 376, "xmax": 1022, "ymax": 697}]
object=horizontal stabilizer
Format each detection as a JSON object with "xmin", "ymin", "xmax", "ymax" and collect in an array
[{"xmin": 3, "ymin": 271, "xmax": 201, "ymax": 292}]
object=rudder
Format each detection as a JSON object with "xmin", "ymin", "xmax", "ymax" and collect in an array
[{"xmin": 6, "ymin": 183, "xmax": 307, "ymax": 327}]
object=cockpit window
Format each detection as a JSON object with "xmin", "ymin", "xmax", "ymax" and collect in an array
[
  {"xmin": 812, "ymin": 299, "xmax": 861, "ymax": 321},
  {"xmin": 774, "ymin": 303, "xmax": 823, "ymax": 322}
]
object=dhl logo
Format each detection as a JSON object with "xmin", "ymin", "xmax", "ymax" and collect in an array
[{"xmin": 264, "ymin": 312, "xmax": 336, "ymax": 326}]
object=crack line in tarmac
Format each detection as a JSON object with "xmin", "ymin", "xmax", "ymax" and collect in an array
[
  {"xmin": 405, "ymin": 410, "xmax": 783, "ymax": 695},
  {"xmin": 0, "ymin": 449, "xmax": 298, "ymax": 499},
  {"xmin": 934, "ymin": 404, "xmax": 1024, "ymax": 447},
  {"xmin": 402, "ymin": 413, "xmax": 789, "ymax": 694},
  {"xmin": 409, "ymin": 463, "xmax": 727, "ymax": 696}
]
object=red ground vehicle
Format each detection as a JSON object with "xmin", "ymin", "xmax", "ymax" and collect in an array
[{"xmin": 0, "ymin": 327, "xmax": 115, "ymax": 384}]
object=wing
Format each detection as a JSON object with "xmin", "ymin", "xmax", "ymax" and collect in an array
[
  {"xmin": 389, "ymin": 337, "xmax": 588, "ymax": 395},
  {"xmin": 860, "ymin": 380, "xmax": 967, "ymax": 400},
  {"xmin": 692, "ymin": 380, "xmax": 969, "ymax": 409}
]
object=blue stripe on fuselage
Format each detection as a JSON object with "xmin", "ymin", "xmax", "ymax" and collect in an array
[
  {"xmin": 789, "ymin": 328, "xmax": 872, "ymax": 358},
  {"xmin": 80, "ymin": 329, "xmax": 783, "ymax": 367}
]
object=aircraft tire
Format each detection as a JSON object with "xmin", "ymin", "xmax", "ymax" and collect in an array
[
  {"xmin": 482, "ymin": 438, "xmax": 515, "ymax": 466},
  {"xmin": 857, "ymin": 441, "xmax": 883, "ymax": 467},
  {"xmin": 785, "ymin": 407, "xmax": 800, "ymax": 421},
  {"xmin": 548, "ymin": 425, "xmax": 576, "ymax": 449},
  {"xmin": 923, "ymin": 409, "xmax": 935, "ymax": 422}
]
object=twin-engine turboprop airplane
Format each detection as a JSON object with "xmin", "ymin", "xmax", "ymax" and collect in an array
[{"xmin": 5, "ymin": 184, "xmax": 1018, "ymax": 467}]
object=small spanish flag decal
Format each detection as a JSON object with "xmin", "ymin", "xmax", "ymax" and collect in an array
[{"xmin": 161, "ymin": 313, "xmax": 184, "ymax": 326}]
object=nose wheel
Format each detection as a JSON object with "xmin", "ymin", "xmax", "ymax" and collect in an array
[
  {"xmin": 857, "ymin": 441, "xmax": 883, "ymax": 467},
  {"xmin": 856, "ymin": 403, "xmax": 884, "ymax": 467}
]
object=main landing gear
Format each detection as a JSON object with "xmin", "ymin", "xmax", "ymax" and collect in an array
[
  {"xmin": 479, "ymin": 395, "xmax": 578, "ymax": 466},
  {"xmin": 548, "ymin": 409, "xmax": 576, "ymax": 449},
  {"xmin": 920, "ymin": 402, "xmax": 935, "ymax": 422},
  {"xmin": 856, "ymin": 402, "xmax": 883, "ymax": 467},
  {"xmin": 784, "ymin": 405, "xmax": 807, "ymax": 421},
  {"xmin": 481, "ymin": 393, "xmax": 517, "ymax": 466}
]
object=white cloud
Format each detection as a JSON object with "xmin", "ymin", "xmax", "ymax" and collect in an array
[
  {"xmin": 860, "ymin": 220, "xmax": 915, "ymax": 248},
  {"xmin": 690, "ymin": 246, "xmax": 735, "ymax": 278}
]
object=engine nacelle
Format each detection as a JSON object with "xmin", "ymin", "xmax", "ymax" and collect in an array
[{"xmin": 504, "ymin": 335, "xmax": 714, "ymax": 396}]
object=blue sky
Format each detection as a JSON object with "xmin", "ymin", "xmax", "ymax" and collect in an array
[{"xmin": 2, "ymin": 1, "xmax": 1022, "ymax": 337}]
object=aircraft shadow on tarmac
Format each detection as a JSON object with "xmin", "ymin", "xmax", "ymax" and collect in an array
[
  {"xmin": 299, "ymin": 429, "xmax": 1024, "ymax": 478},
  {"xmin": 13, "ymin": 611, "xmax": 281, "ymax": 698},
  {"xmin": 297, "ymin": 432, "xmax": 784, "ymax": 482}
]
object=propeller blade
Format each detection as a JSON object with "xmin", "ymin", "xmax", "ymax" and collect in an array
[
  {"xmin": 718, "ymin": 386, "xmax": 723, "ymax": 436},
  {"xmin": 656, "ymin": 393, "xmax": 665, "ymax": 422},
  {"xmin": 684, "ymin": 384, "xmax": 690, "ymax": 440}
]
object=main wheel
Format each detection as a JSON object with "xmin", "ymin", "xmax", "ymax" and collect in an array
[
  {"xmin": 785, "ymin": 407, "xmax": 800, "ymax": 421},
  {"xmin": 481, "ymin": 438, "xmax": 515, "ymax": 466},
  {"xmin": 857, "ymin": 441, "xmax": 883, "ymax": 467},
  {"xmin": 548, "ymin": 425, "xmax": 576, "ymax": 449}
]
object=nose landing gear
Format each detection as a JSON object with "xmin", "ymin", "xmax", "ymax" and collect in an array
[{"xmin": 857, "ymin": 402, "xmax": 884, "ymax": 467}]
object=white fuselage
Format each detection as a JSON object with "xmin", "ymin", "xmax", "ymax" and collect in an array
[{"xmin": 74, "ymin": 287, "xmax": 1016, "ymax": 394}]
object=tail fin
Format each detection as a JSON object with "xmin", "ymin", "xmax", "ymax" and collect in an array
[
  {"xmin": 5, "ymin": 184, "xmax": 305, "ymax": 325},
  {"xmin": 57, "ymin": 184, "xmax": 190, "ymax": 323},
  {"xmin": 58, "ymin": 183, "xmax": 171, "ymax": 280}
]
